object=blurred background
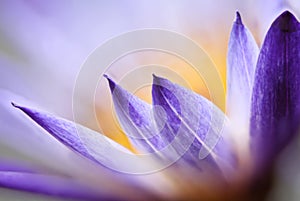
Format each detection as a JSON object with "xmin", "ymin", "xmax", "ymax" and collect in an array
[{"xmin": 0, "ymin": 0, "xmax": 300, "ymax": 200}]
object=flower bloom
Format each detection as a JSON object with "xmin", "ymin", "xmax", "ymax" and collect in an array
[{"xmin": 0, "ymin": 10, "xmax": 300, "ymax": 201}]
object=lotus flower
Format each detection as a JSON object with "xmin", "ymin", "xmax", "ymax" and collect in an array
[{"xmin": 1, "ymin": 9, "xmax": 300, "ymax": 201}]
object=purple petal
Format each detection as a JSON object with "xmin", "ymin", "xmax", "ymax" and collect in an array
[
  {"xmin": 0, "ymin": 160, "xmax": 38, "ymax": 174},
  {"xmin": 105, "ymin": 75, "xmax": 165, "ymax": 153},
  {"xmin": 0, "ymin": 166, "xmax": 114, "ymax": 201},
  {"xmin": 12, "ymin": 102, "xmax": 132, "ymax": 169},
  {"xmin": 250, "ymin": 11, "xmax": 300, "ymax": 167},
  {"xmin": 227, "ymin": 12, "xmax": 259, "ymax": 130},
  {"xmin": 11, "ymin": 103, "xmax": 94, "ymax": 160},
  {"xmin": 0, "ymin": 160, "xmax": 118, "ymax": 201},
  {"xmin": 152, "ymin": 75, "xmax": 236, "ymax": 175},
  {"xmin": 12, "ymin": 100, "xmax": 177, "ymax": 175}
]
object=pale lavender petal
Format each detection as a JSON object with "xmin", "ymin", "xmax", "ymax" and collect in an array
[
  {"xmin": 152, "ymin": 75, "xmax": 236, "ymax": 175},
  {"xmin": 105, "ymin": 75, "xmax": 165, "ymax": 153},
  {"xmin": 227, "ymin": 12, "xmax": 259, "ymax": 131},
  {"xmin": 250, "ymin": 11, "xmax": 300, "ymax": 168},
  {"xmin": 12, "ymin": 102, "xmax": 132, "ymax": 169}
]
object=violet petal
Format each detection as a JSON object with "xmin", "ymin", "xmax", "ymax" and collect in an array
[
  {"xmin": 0, "ymin": 170, "xmax": 113, "ymax": 201},
  {"xmin": 105, "ymin": 75, "xmax": 165, "ymax": 153},
  {"xmin": 0, "ymin": 159, "xmax": 117, "ymax": 201},
  {"xmin": 12, "ymin": 102, "xmax": 132, "ymax": 169},
  {"xmin": 250, "ymin": 11, "xmax": 300, "ymax": 167},
  {"xmin": 152, "ymin": 75, "xmax": 236, "ymax": 174},
  {"xmin": 227, "ymin": 12, "xmax": 259, "ymax": 130}
]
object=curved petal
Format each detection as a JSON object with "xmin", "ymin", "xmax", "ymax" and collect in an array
[
  {"xmin": 107, "ymin": 74, "xmax": 236, "ymax": 176},
  {"xmin": 250, "ymin": 11, "xmax": 300, "ymax": 168},
  {"xmin": 11, "ymin": 103, "xmax": 94, "ymax": 161},
  {"xmin": 11, "ymin": 102, "xmax": 133, "ymax": 170},
  {"xmin": 11, "ymin": 102, "xmax": 164, "ymax": 200},
  {"xmin": 105, "ymin": 75, "xmax": 165, "ymax": 153},
  {"xmin": 226, "ymin": 12, "xmax": 259, "ymax": 133}
]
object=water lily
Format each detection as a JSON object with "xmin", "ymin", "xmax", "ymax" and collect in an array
[{"xmin": 1, "ymin": 7, "xmax": 300, "ymax": 201}]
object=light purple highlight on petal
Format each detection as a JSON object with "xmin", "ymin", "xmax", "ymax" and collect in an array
[
  {"xmin": 227, "ymin": 12, "xmax": 259, "ymax": 129},
  {"xmin": 250, "ymin": 11, "xmax": 300, "ymax": 168}
]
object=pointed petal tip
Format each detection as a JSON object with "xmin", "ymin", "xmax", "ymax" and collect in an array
[
  {"xmin": 11, "ymin": 103, "xmax": 34, "ymax": 118},
  {"xmin": 11, "ymin": 102, "xmax": 23, "ymax": 110},
  {"xmin": 152, "ymin": 74, "xmax": 163, "ymax": 82},
  {"xmin": 152, "ymin": 73, "xmax": 158, "ymax": 78},
  {"xmin": 152, "ymin": 74, "xmax": 165, "ymax": 85},
  {"xmin": 235, "ymin": 11, "xmax": 243, "ymax": 24},
  {"xmin": 273, "ymin": 10, "xmax": 299, "ymax": 32},
  {"xmin": 103, "ymin": 74, "xmax": 109, "ymax": 79},
  {"xmin": 103, "ymin": 74, "xmax": 116, "ymax": 91},
  {"xmin": 281, "ymin": 10, "xmax": 295, "ymax": 18},
  {"xmin": 11, "ymin": 102, "xmax": 17, "ymax": 107}
]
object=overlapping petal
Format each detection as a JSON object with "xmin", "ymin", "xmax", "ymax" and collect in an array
[
  {"xmin": 108, "ymin": 76, "xmax": 234, "ymax": 176},
  {"xmin": 107, "ymin": 74, "xmax": 236, "ymax": 175},
  {"xmin": 11, "ymin": 102, "xmax": 164, "ymax": 200},
  {"xmin": 5, "ymin": 7, "xmax": 300, "ymax": 200},
  {"xmin": 250, "ymin": 11, "xmax": 300, "ymax": 168},
  {"xmin": 105, "ymin": 75, "xmax": 166, "ymax": 153},
  {"xmin": 152, "ymin": 75, "xmax": 236, "ymax": 174}
]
